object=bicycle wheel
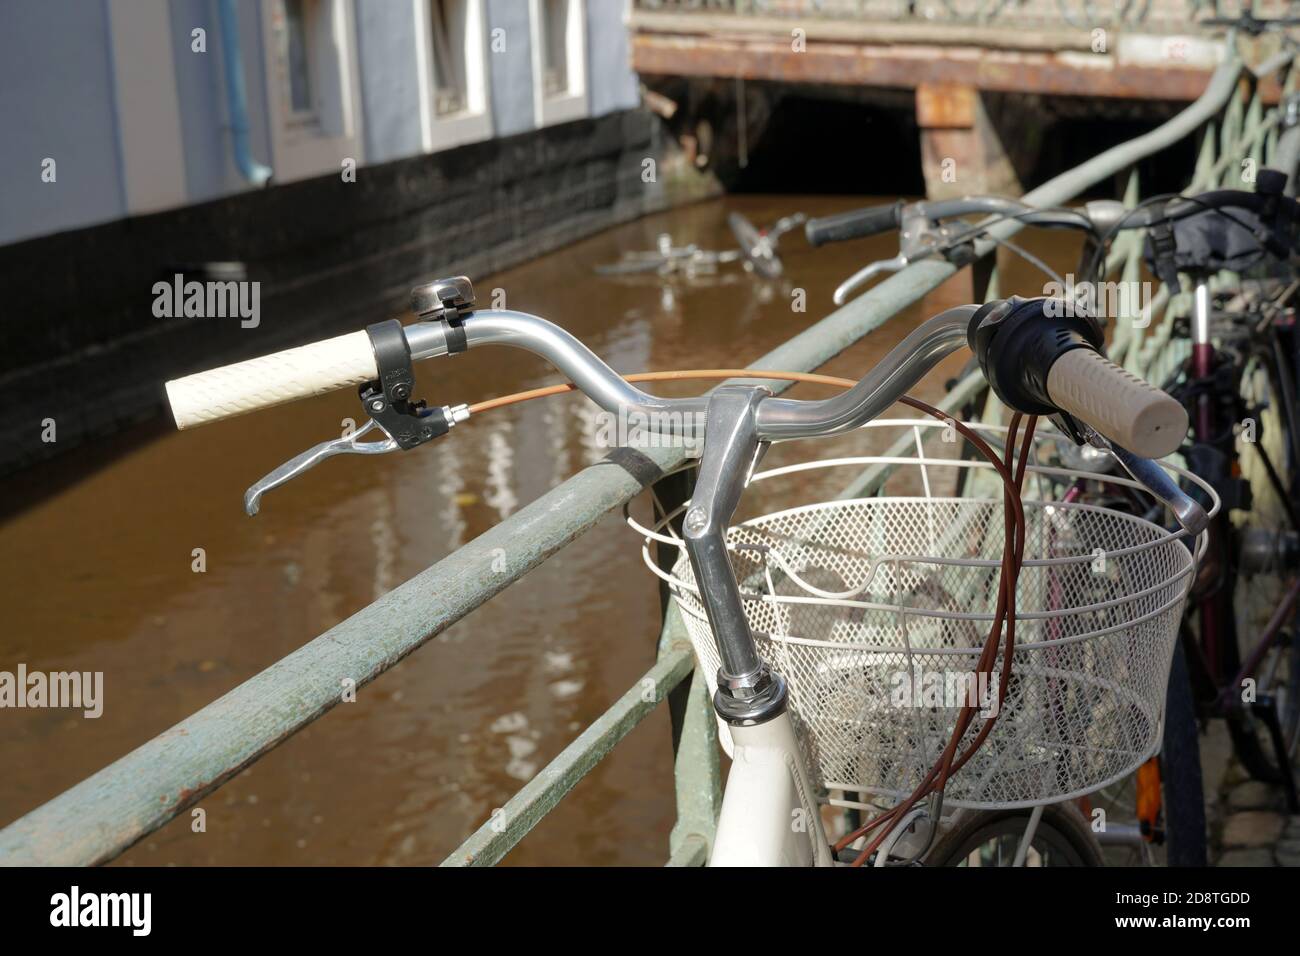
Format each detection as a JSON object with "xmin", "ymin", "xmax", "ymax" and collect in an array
[
  {"xmin": 925, "ymin": 805, "xmax": 1104, "ymax": 867},
  {"xmin": 1227, "ymin": 338, "xmax": 1300, "ymax": 782},
  {"xmin": 1161, "ymin": 632, "xmax": 1209, "ymax": 865}
]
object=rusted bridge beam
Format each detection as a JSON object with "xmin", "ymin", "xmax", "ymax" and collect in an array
[
  {"xmin": 632, "ymin": 10, "xmax": 1102, "ymax": 52},
  {"xmin": 631, "ymin": 17, "xmax": 1283, "ymax": 103}
]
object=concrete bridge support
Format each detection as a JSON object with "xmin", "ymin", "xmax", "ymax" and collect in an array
[{"xmin": 916, "ymin": 83, "xmax": 1042, "ymax": 199}]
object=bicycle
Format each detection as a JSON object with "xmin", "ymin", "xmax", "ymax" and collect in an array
[
  {"xmin": 164, "ymin": 276, "xmax": 1208, "ymax": 866},
  {"xmin": 803, "ymin": 168, "xmax": 1300, "ymax": 863}
]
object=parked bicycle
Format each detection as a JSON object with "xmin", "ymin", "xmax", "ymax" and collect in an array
[
  {"xmin": 164, "ymin": 272, "xmax": 1207, "ymax": 866},
  {"xmin": 803, "ymin": 168, "xmax": 1300, "ymax": 864}
]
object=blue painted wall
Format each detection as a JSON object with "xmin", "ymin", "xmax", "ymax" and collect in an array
[
  {"xmin": 169, "ymin": 0, "xmax": 274, "ymax": 204},
  {"xmin": 588, "ymin": 0, "xmax": 639, "ymax": 117},
  {"xmin": 0, "ymin": 0, "xmax": 127, "ymax": 246},
  {"xmin": 486, "ymin": 0, "xmax": 536, "ymax": 139},
  {"xmin": 0, "ymin": 0, "xmax": 641, "ymax": 247},
  {"xmin": 355, "ymin": 0, "xmax": 425, "ymax": 165}
]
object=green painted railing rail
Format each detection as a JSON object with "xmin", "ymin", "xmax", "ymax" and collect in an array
[{"xmin": 0, "ymin": 45, "xmax": 1293, "ymax": 868}]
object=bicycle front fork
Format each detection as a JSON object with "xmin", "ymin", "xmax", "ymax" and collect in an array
[{"xmin": 679, "ymin": 385, "xmax": 832, "ymax": 865}]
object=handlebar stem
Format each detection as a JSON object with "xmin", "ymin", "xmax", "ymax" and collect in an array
[{"xmin": 681, "ymin": 385, "xmax": 779, "ymax": 715}]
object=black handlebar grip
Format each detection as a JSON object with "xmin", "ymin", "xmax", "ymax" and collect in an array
[{"xmin": 804, "ymin": 202, "xmax": 903, "ymax": 246}]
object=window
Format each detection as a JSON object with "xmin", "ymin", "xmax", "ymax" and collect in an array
[
  {"xmin": 529, "ymin": 0, "xmax": 587, "ymax": 127},
  {"xmin": 271, "ymin": 0, "xmax": 351, "ymax": 134},
  {"xmin": 263, "ymin": 0, "xmax": 363, "ymax": 181},
  {"xmin": 284, "ymin": 0, "xmax": 314, "ymax": 116},
  {"xmin": 416, "ymin": 0, "xmax": 491, "ymax": 150},
  {"xmin": 541, "ymin": 0, "xmax": 568, "ymax": 97},
  {"xmin": 429, "ymin": 1, "xmax": 468, "ymax": 116}
]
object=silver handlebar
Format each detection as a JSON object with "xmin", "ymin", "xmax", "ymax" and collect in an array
[
  {"xmin": 242, "ymin": 304, "xmax": 974, "ymax": 510},
  {"xmin": 244, "ymin": 284, "xmax": 1206, "ymax": 725},
  {"xmin": 437, "ymin": 305, "xmax": 977, "ymax": 442}
]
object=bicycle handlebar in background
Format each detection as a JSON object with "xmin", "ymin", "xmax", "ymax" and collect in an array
[{"xmin": 805, "ymin": 202, "xmax": 903, "ymax": 246}]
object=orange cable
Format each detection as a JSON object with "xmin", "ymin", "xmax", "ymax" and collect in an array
[{"xmin": 466, "ymin": 369, "xmax": 859, "ymax": 414}]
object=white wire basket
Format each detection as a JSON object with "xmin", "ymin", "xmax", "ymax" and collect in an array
[{"xmin": 629, "ymin": 419, "xmax": 1219, "ymax": 810}]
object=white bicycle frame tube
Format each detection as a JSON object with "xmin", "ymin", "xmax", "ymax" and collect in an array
[
  {"xmin": 1192, "ymin": 280, "xmax": 1212, "ymax": 346},
  {"xmin": 709, "ymin": 712, "xmax": 833, "ymax": 867}
]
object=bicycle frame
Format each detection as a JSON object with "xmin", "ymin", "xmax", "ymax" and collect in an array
[
  {"xmin": 712, "ymin": 714, "xmax": 833, "ymax": 866},
  {"xmin": 1185, "ymin": 277, "xmax": 1300, "ymax": 808}
]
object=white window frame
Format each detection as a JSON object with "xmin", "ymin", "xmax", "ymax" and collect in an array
[
  {"xmin": 528, "ymin": 0, "xmax": 587, "ymax": 128},
  {"xmin": 107, "ymin": 0, "xmax": 187, "ymax": 213},
  {"xmin": 263, "ymin": 0, "xmax": 364, "ymax": 182},
  {"xmin": 414, "ymin": 0, "xmax": 492, "ymax": 151}
]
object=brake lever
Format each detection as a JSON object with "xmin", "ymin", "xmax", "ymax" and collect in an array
[
  {"xmin": 244, "ymin": 277, "xmax": 477, "ymax": 515},
  {"xmin": 1083, "ymin": 429, "xmax": 1209, "ymax": 536},
  {"xmin": 833, "ymin": 204, "xmax": 958, "ymax": 305},
  {"xmin": 244, "ymin": 420, "xmax": 398, "ymax": 516},
  {"xmin": 833, "ymin": 254, "xmax": 908, "ymax": 305}
]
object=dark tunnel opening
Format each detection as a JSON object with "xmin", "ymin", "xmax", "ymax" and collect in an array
[
  {"xmin": 1026, "ymin": 102, "xmax": 1200, "ymax": 198},
  {"xmin": 726, "ymin": 93, "xmax": 926, "ymax": 196},
  {"xmin": 662, "ymin": 80, "xmax": 1205, "ymax": 201}
]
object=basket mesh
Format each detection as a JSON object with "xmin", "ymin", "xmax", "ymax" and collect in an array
[{"xmin": 670, "ymin": 497, "xmax": 1193, "ymax": 808}]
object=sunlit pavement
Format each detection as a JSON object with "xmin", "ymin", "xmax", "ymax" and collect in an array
[{"xmin": 1206, "ymin": 722, "xmax": 1300, "ymax": 866}]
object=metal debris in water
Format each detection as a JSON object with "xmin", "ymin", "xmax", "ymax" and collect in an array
[{"xmin": 595, "ymin": 211, "xmax": 806, "ymax": 280}]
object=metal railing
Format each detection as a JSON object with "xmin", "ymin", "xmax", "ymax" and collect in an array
[
  {"xmin": 0, "ymin": 45, "xmax": 1293, "ymax": 868},
  {"xmin": 634, "ymin": 0, "xmax": 1286, "ymax": 31}
]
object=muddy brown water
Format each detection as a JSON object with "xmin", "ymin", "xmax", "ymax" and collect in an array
[{"xmin": 0, "ymin": 195, "xmax": 1084, "ymax": 865}]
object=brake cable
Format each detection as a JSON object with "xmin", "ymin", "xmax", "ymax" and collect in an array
[{"xmin": 465, "ymin": 369, "xmax": 861, "ymax": 414}]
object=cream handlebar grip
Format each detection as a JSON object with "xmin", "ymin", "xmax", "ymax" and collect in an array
[
  {"xmin": 1046, "ymin": 348, "xmax": 1188, "ymax": 458},
  {"xmin": 165, "ymin": 330, "xmax": 378, "ymax": 430}
]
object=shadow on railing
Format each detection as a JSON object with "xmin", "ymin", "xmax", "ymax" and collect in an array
[{"xmin": 0, "ymin": 43, "xmax": 1294, "ymax": 868}]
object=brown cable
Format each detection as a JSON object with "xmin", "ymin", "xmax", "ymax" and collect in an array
[
  {"xmin": 835, "ymin": 410, "xmax": 1023, "ymax": 854},
  {"xmin": 837, "ymin": 413, "xmax": 1025, "ymax": 861},
  {"xmin": 843, "ymin": 408, "xmax": 1038, "ymax": 865}
]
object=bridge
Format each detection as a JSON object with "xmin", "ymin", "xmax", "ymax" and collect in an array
[{"xmin": 631, "ymin": 0, "xmax": 1291, "ymax": 195}]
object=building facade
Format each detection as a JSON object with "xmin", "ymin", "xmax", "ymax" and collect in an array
[
  {"xmin": 0, "ymin": 0, "xmax": 641, "ymax": 246},
  {"xmin": 0, "ymin": 1, "xmax": 677, "ymax": 475}
]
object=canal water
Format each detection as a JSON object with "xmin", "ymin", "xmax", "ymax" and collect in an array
[{"xmin": 0, "ymin": 195, "xmax": 1083, "ymax": 865}]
